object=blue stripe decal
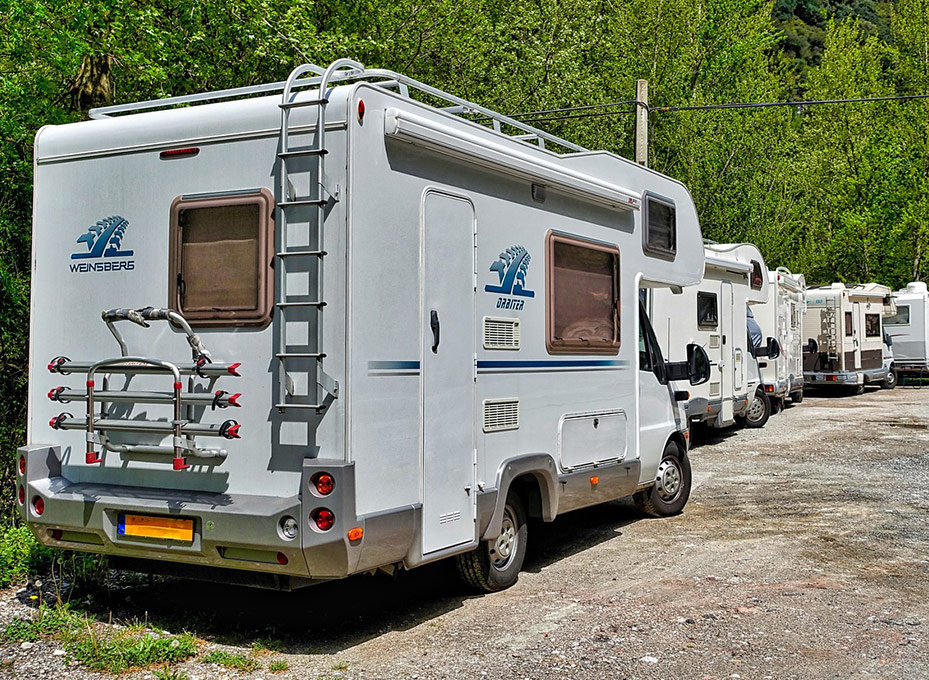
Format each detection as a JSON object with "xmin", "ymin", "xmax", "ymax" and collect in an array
[
  {"xmin": 368, "ymin": 361, "xmax": 421, "ymax": 370},
  {"xmin": 477, "ymin": 360, "xmax": 627, "ymax": 369}
]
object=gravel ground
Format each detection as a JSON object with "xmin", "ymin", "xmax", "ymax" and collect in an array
[{"xmin": 0, "ymin": 386, "xmax": 926, "ymax": 679}]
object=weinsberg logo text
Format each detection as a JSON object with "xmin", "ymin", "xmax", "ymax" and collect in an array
[{"xmin": 70, "ymin": 216, "xmax": 135, "ymax": 273}]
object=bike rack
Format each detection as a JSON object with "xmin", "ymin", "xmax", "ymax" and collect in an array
[{"xmin": 47, "ymin": 307, "xmax": 243, "ymax": 470}]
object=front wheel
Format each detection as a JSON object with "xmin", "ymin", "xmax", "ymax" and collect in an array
[
  {"xmin": 634, "ymin": 441, "xmax": 692, "ymax": 517},
  {"xmin": 882, "ymin": 368, "xmax": 897, "ymax": 390},
  {"xmin": 456, "ymin": 495, "xmax": 527, "ymax": 592},
  {"xmin": 745, "ymin": 388, "xmax": 770, "ymax": 428}
]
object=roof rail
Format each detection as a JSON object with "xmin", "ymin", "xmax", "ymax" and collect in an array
[{"xmin": 89, "ymin": 59, "xmax": 586, "ymax": 153}]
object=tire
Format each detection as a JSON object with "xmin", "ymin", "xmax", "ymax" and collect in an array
[
  {"xmin": 851, "ymin": 383, "xmax": 865, "ymax": 396},
  {"xmin": 634, "ymin": 440, "xmax": 692, "ymax": 517},
  {"xmin": 456, "ymin": 494, "xmax": 527, "ymax": 592},
  {"xmin": 882, "ymin": 368, "xmax": 897, "ymax": 390},
  {"xmin": 744, "ymin": 388, "xmax": 770, "ymax": 428},
  {"xmin": 790, "ymin": 390, "xmax": 803, "ymax": 404}
]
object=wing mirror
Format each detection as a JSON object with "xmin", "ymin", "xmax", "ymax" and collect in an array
[
  {"xmin": 686, "ymin": 343, "xmax": 711, "ymax": 386},
  {"xmin": 763, "ymin": 337, "xmax": 781, "ymax": 360},
  {"xmin": 804, "ymin": 338, "xmax": 818, "ymax": 354}
]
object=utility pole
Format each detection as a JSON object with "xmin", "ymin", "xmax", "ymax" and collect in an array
[{"xmin": 635, "ymin": 79, "xmax": 648, "ymax": 167}]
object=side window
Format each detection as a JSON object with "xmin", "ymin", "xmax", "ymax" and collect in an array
[
  {"xmin": 845, "ymin": 312, "xmax": 853, "ymax": 336},
  {"xmin": 697, "ymin": 292, "xmax": 718, "ymax": 328},
  {"xmin": 643, "ymin": 194, "xmax": 676, "ymax": 260},
  {"xmin": 750, "ymin": 260, "xmax": 764, "ymax": 290},
  {"xmin": 639, "ymin": 318, "xmax": 651, "ymax": 371},
  {"xmin": 865, "ymin": 314, "xmax": 881, "ymax": 337},
  {"xmin": 169, "ymin": 189, "xmax": 274, "ymax": 327},
  {"xmin": 885, "ymin": 305, "xmax": 910, "ymax": 325},
  {"xmin": 639, "ymin": 303, "xmax": 666, "ymax": 383},
  {"xmin": 546, "ymin": 232, "xmax": 620, "ymax": 354}
]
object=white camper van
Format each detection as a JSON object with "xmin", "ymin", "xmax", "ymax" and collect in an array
[
  {"xmin": 803, "ymin": 283, "xmax": 896, "ymax": 393},
  {"xmin": 754, "ymin": 268, "xmax": 806, "ymax": 408},
  {"xmin": 649, "ymin": 243, "xmax": 779, "ymax": 430},
  {"xmin": 886, "ymin": 282, "xmax": 929, "ymax": 376},
  {"xmin": 20, "ymin": 59, "xmax": 712, "ymax": 592}
]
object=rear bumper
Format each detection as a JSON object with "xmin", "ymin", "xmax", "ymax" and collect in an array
[
  {"xmin": 805, "ymin": 371, "xmax": 865, "ymax": 385},
  {"xmin": 14, "ymin": 445, "xmax": 391, "ymax": 582},
  {"xmin": 762, "ymin": 379, "xmax": 789, "ymax": 398}
]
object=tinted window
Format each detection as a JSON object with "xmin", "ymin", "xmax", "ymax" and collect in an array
[
  {"xmin": 170, "ymin": 189, "xmax": 274, "ymax": 327},
  {"xmin": 885, "ymin": 305, "xmax": 910, "ymax": 325},
  {"xmin": 643, "ymin": 194, "xmax": 676, "ymax": 259},
  {"xmin": 845, "ymin": 312, "xmax": 853, "ymax": 336},
  {"xmin": 697, "ymin": 292, "xmax": 718, "ymax": 327},
  {"xmin": 547, "ymin": 233, "xmax": 620, "ymax": 354},
  {"xmin": 865, "ymin": 314, "xmax": 881, "ymax": 337}
]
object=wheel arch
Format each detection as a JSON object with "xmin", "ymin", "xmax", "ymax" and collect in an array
[{"xmin": 480, "ymin": 454, "xmax": 558, "ymax": 541}]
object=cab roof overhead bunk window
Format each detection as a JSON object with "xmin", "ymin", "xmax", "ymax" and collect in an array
[
  {"xmin": 169, "ymin": 188, "xmax": 274, "ymax": 327},
  {"xmin": 750, "ymin": 260, "xmax": 764, "ymax": 290},
  {"xmin": 643, "ymin": 193, "xmax": 676, "ymax": 260}
]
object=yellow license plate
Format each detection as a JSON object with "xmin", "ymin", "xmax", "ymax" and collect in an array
[{"xmin": 117, "ymin": 514, "xmax": 194, "ymax": 542}]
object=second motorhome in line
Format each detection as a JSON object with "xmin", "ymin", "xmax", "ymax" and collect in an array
[
  {"xmin": 886, "ymin": 282, "xmax": 929, "ymax": 376},
  {"xmin": 803, "ymin": 283, "xmax": 896, "ymax": 393},
  {"xmin": 649, "ymin": 243, "xmax": 779, "ymax": 430},
  {"xmin": 21, "ymin": 58, "xmax": 712, "ymax": 593},
  {"xmin": 754, "ymin": 268, "xmax": 806, "ymax": 409}
]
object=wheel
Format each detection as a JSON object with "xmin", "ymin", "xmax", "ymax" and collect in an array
[
  {"xmin": 851, "ymin": 383, "xmax": 865, "ymax": 395},
  {"xmin": 770, "ymin": 397, "xmax": 783, "ymax": 415},
  {"xmin": 456, "ymin": 494, "xmax": 527, "ymax": 592},
  {"xmin": 744, "ymin": 388, "xmax": 770, "ymax": 428},
  {"xmin": 882, "ymin": 368, "xmax": 897, "ymax": 390},
  {"xmin": 634, "ymin": 440, "xmax": 692, "ymax": 517},
  {"xmin": 790, "ymin": 389, "xmax": 803, "ymax": 404}
]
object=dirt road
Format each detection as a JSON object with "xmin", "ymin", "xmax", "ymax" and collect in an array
[{"xmin": 1, "ymin": 387, "xmax": 927, "ymax": 679}]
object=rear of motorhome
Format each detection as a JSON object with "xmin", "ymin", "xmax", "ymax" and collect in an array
[
  {"xmin": 20, "ymin": 59, "xmax": 711, "ymax": 592},
  {"xmin": 886, "ymin": 282, "xmax": 929, "ymax": 375},
  {"xmin": 649, "ymin": 243, "xmax": 778, "ymax": 430},
  {"xmin": 754, "ymin": 268, "xmax": 806, "ymax": 408},
  {"xmin": 803, "ymin": 283, "xmax": 895, "ymax": 392}
]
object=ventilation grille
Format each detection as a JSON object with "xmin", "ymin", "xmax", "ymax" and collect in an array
[
  {"xmin": 483, "ymin": 399, "xmax": 520, "ymax": 432},
  {"xmin": 483, "ymin": 317, "xmax": 521, "ymax": 350},
  {"xmin": 709, "ymin": 335, "xmax": 721, "ymax": 349},
  {"xmin": 709, "ymin": 382, "xmax": 721, "ymax": 397}
]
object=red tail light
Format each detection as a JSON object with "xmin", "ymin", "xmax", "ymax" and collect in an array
[
  {"xmin": 18, "ymin": 486, "xmax": 24, "ymax": 505},
  {"xmin": 18, "ymin": 456, "xmax": 26, "ymax": 475},
  {"xmin": 50, "ymin": 529, "xmax": 62, "ymax": 540},
  {"xmin": 313, "ymin": 508, "xmax": 335, "ymax": 531},
  {"xmin": 312, "ymin": 472, "xmax": 334, "ymax": 496},
  {"xmin": 357, "ymin": 99, "xmax": 365, "ymax": 123},
  {"xmin": 159, "ymin": 147, "xmax": 200, "ymax": 159},
  {"xmin": 276, "ymin": 552, "xmax": 288, "ymax": 565},
  {"xmin": 32, "ymin": 496, "xmax": 44, "ymax": 516}
]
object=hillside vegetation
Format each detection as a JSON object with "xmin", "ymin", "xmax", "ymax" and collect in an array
[{"xmin": 1, "ymin": 0, "xmax": 928, "ymax": 569}]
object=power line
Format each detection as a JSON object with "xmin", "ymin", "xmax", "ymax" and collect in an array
[{"xmin": 650, "ymin": 92, "xmax": 929, "ymax": 112}]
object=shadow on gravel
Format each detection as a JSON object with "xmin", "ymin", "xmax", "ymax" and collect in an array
[{"xmin": 22, "ymin": 502, "xmax": 647, "ymax": 655}]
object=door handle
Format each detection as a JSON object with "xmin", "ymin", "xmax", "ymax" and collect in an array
[{"xmin": 430, "ymin": 310, "xmax": 440, "ymax": 353}]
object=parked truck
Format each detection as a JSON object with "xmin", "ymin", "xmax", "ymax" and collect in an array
[{"xmin": 20, "ymin": 59, "xmax": 711, "ymax": 592}]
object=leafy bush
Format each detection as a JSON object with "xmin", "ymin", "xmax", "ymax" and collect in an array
[{"xmin": 0, "ymin": 525, "xmax": 52, "ymax": 588}]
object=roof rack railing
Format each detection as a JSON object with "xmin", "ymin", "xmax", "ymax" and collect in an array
[{"xmin": 89, "ymin": 59, "xmax": 586, "ymax": 153}]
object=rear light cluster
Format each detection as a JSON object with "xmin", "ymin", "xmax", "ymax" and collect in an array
[
  {"xmin": 309, "ymin": 471, "xmax": 336, "ymax": 532},
  {"xmin": 16, "ymin": 454, "xmax": 26, "ymax": 508}
]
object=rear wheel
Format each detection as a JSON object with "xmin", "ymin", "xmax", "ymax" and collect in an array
[
  {"xmin": 851, "ymin": 383, "xmax": 865, "ymax": 395},
  {"xmin": 456, "ymin": 494, "xmax": 527, "ymax": 592},
  {"xmin": 634, "ymin": 441, "xmax": 691, "ymax": 517},
  {"xmin": 882, "ymin": 368, "xmax": 897, "ymax": 390},
  {"xmin": 745, "ymin": 388, "xmax": 770, "ymax": 428},
  {"xmin": 790, "ymin": 389, "xmax": 804, "ymax": 404}
]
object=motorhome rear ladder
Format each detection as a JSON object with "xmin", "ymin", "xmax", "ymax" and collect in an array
[{"xmin": 273, "ymin": 60, "xmax": 358, "ymax": 413}]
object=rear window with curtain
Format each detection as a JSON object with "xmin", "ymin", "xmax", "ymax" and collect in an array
[
  {"xmin": 697, "ymin": 292, "xmax": 718, "ymax": 327},
  {"xmin": 546, "ymin": 232, "xmax": 620, "ymax": 354},
  {"xmin": 169, "ymin": 189, "xmax": 274, "ymax": 327},
  {"xmin": 865, "ymin": 314, "xmax": 881, "ymax": 337},
  {"xmin": 643, "ymin": 194, "xmax": 676, "ymax": 260}
]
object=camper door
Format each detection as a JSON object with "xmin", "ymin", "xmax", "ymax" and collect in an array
[{"xmin": 721, "ymin": 282, "xmax": 734, "ymax": 422}]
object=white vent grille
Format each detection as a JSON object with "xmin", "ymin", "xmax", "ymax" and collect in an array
[
  {"xmin": 709, "ymin": 335, "xmax": 721, "ymax": 349},
  {"xmin": 483, "ymin": 399, "xmax": 520, "ymax": 432},
  {"xmin": 483, "ymin": 317, "xmax": 521, "ymax": 350},
  {"xmin": 709, "ymin": 382, "xmax": 721, "ymax": 397}
]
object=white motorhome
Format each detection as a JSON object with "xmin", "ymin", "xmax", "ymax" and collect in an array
[
  {"xmin": 803, "ymin": 283, "xmax": 896, "ymax": 393},
  {"xmin": 886, "ymin": 282, "xmax": 929, "ymax": 376},
  {"xmin": 20, "ymin": 59, "xmax": 712, "ymax": 592},
  {"xmin": 754, "ymin": 268, "xmax": 806, "ymax": 408},
  {"xmin": 649, "ymin": 243, "xmax": 779, "ymax": 430}
]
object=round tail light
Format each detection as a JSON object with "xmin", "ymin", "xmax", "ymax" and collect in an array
[
  {"xmin": 279, "ymin": 516, "xmax": 298, "ymax": 540},
  {"xmin": 312, "ymin": 472, "xmax": 334, "ymax": 496},
  {"xmin": 18, "ymin": 486, "xmax": 24, "ymax": 505},
  {"xmin": 18, "ymin": 456, "xmax": 26, "ymax": 475},
  {"xmin": 32, "ymin": 496, "xmax": 44, "ymax": 516},
  {"xmin": 312, "ymin": 508, "xmax": 335, "ymax": 531},
  {"xmin": 276, "ymin": 552, "xmax": 288, "ymax": 565}
]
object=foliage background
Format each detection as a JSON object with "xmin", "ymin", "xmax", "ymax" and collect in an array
[{"xmin": 0, "ymin": 0, "xmax": 927, "ymax": 567}]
